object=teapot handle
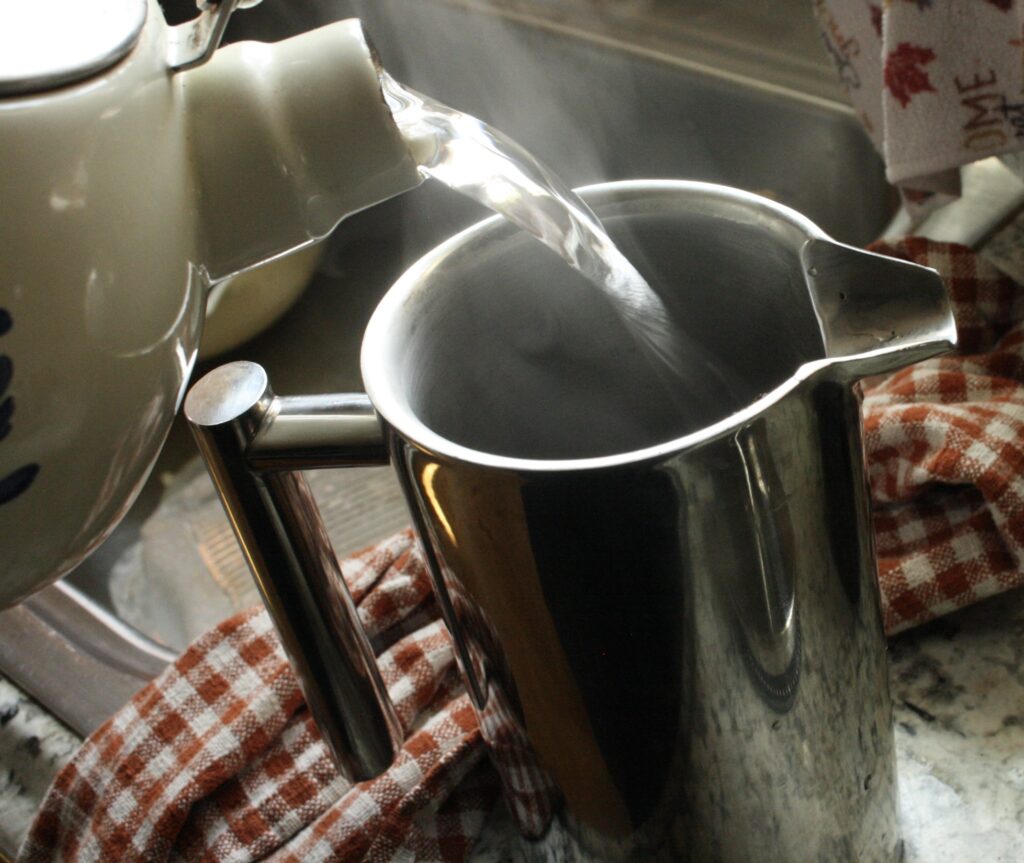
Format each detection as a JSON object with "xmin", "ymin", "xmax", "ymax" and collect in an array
[
  {"xmin": 167, "ymin": 0, "xmax": 264, "ymax": 72},
  {"xmin": 185, "ymin": 361, "xmax": 404, "ymax": 780},
  {"xmin": 802, "ymin": 238, "xmax": 958, "ymax": 379}
]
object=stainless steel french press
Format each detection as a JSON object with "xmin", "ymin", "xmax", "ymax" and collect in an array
[{"xmin": 186, "ymin": 180, "xmax": 955, "ymax": 861}]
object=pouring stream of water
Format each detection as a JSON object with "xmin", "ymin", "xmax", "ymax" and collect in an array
[
  {"xmin": 381, "ymin": 75, "xmax": 682, "ymax": 359},
  {"xmin": 382, "ymin": 74, "xmax": 744, "ymax": 423}
]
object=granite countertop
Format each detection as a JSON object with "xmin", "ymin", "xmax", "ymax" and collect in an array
[
  {"xmin": 0, "ymin": 680, "xmax": 80, "ymax": 858},
  {"xmin": 3, "ymin": 587, "xmax": 1024, "ymax": 861},
  {"xmin": 889, "ymin": 589, "xmax": 1024, "ymax": 861}
]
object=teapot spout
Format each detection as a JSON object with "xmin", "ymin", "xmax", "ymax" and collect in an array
[
  {"xmin": 182, "ymin": 20, "xmax": 422, "ymax": 281},
  {"xmin": 803, "ymin": 238, "xmax": 958, "ymax": 380}
]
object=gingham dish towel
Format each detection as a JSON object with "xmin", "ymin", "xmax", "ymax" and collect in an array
[
  {"xmin": 17, "ymin": 531, "xmax": 498, "ymax": 863},
  {"xmin": 815, "ymin": 0, "xmax": 1024, "ymax": 202},
  {"xmin": 867, "ymin": 238, "xmax": 1024, "ymax": 632},
  {"xmin": 18, "ymin": 241, "xmax": 1024, "ymax": 860}
]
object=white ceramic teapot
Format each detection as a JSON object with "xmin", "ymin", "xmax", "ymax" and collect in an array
[{"xmin": 0, "ymin": 0, "xmax": 422, "ymax": 606}]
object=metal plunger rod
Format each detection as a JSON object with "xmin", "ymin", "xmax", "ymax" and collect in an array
[{"xmin": 184, "ymin": 361, "xmax": 403, "ymax": 781}]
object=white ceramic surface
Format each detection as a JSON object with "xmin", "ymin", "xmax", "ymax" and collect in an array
[
  {"xmin": 0, "ymin": 0, "xmax": 421, "ymax": 607},
  {"xmin": 200, "ymin": 244, "xmax": 324, "ymax": 358}
]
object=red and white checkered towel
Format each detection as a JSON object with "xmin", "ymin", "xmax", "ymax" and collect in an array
[
  {"xmin": 17, "ymin": 532, "xmax": 498, "ymax": 862},
  {"xmin": 18, "ymin": 240, "xmax": 1024, "ymax": 861},
  {"xmin": 867, "ymin": 238, "xmax": 1024, "ymax": 632}
]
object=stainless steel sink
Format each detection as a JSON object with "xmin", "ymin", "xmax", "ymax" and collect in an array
[{"xmin": 0, "ymin": 0, "xmax": 892, "ymax": 737}]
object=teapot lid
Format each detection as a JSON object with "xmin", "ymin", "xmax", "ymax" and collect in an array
[{"xmin": 0, "ymin": 0, "xmax": 147, "ymax": 96}]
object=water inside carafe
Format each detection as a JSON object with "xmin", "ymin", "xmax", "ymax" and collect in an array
[{"xmin": 382, "ymin": 74, "xmax": 747, "ymax": 450}]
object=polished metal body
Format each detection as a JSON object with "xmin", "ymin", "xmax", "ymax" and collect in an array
[
  {"xmin": 187, "ymin": 181, "xmax": 956, "ymax": 861},
  {"xmin": 186, "ymin": 362, "xmax": 402, "ymax": 781}
]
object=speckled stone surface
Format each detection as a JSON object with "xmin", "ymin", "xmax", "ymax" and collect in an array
[
  {"xmin": 0, "ymin": 678, "xmax": 80, "ymax": 858},
  {"xmin": 2, "ymin": 588, "xmax": 1024, "ymax": 861},
  {"xmin": 890, "ymin": 588, "xmax": 1024, "ymax": 863}
]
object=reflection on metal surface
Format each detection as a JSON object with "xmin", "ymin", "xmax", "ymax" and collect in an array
[
  {"xmin": 733, "ymin": 425, "xmax": 800, "ymax": 712},
  {"xmin": 419, "ymin": 463, "xmax": 458, "ymax": 546}
]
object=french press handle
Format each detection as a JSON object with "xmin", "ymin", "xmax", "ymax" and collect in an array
[{"xmin": 184, "ymin": 360, "xmax": 403, "ymax": 780}]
